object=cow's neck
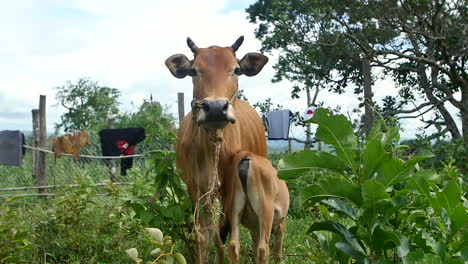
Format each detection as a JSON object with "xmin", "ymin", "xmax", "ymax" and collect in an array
[{"xmin": 189, "ymin": 126, "xmax": 226, "ymax": 194}]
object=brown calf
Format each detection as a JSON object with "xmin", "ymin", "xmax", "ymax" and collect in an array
[{"xmin": 221, "ymin": 151, "xmax": 290, "ymax": 264}]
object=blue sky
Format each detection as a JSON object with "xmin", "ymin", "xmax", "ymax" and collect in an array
[{"xmin": 0, "ymin": 0, "xmax": 448, "ymax": 140}]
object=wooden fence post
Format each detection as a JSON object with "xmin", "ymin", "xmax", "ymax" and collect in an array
[
  {"xmin": 178, "ymin": 92, "xmax": 185, "ymax": 125},
  {"xmin": 108, "ymin": 118, "xmax": 117, "ymax": 182},
  {"xmin": 38, "ymin": 95, "xmax": 47, "ymax": 194},
  {"xmin": 32, "ymin": 109, "xmax": 39, "ymax": 181}
]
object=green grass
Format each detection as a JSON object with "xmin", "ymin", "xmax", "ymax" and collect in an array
[
  {"xmin": 0, "ymin": 191, "xmax": 322, "ymax": 264},
  {"xmin": 215, "ymin": 216, "xmax": 322, "ymax": 264}
]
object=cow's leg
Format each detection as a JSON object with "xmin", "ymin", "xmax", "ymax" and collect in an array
[
  {"xmin": 216, "ymin": 213, "xmax": 229, "ymax": 264},
  {"xmin": 250, "ymin": 228, "xmax": 259, "ymax": 261},
  {"xmin": 272, "ymin": 217, "xmax": 287, "ymax": 263},
  {"xmin": 256, "ymin": 201, "xmax": 274, "ymax": 264},
  {"xmin": 228, "ymin": 183, "xmax": 246, "ymax": 263},
  {"xmin": 245, "ymin": 171, "xmax": 274, "ymax": 263}
]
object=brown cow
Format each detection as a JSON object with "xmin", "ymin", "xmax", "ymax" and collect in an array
[
  {"xmin": 51, "ymin": 131, "xmax": 89, "ymax": 160},
  {"xmin": 221, "ymin": 151, "xmax": 289, "ymax": 264},
  {"xmin": 165, "ymin": 36, "xmax": 269, "ymax": 263}
]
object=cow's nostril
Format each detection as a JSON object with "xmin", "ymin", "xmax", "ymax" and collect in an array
[
  {"xmin": 222, "ymin": 101, "xmax": 229, "ymax": 111},
  {"xmin": 202, "ymin": 101, "xmax": 210, "ymax": 112}
]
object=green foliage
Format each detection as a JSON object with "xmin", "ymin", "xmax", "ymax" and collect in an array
[
  {"xmin": 0, "ymin": 198, "xmax": 34, "ymax": 263},
  {"xmin": 117, "ymin": 97, "xmax": 176, "ymax": 150},
  {"xmin": 247, "ymin": 0, "xmax": 468, "ymax": 143},
  {"xmin": 0, "ymin": 148, "xmax": 190, "ymax": 263},
  {"xmin": 278, "ymin": 108, "xmax": 467, "ymax": 263},
  {"xmin": 401, "ymin": 137, "xmax": 468, "ymax": 175},
  {"xmin": 125, "ymin": 150, "xmax": 195, "ymax": 262},
  {"xmin": 54, "ymin": 77, "xmax": 120, "ymax": 133}
]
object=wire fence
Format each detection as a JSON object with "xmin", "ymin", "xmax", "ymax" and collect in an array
[
  {"xmin": 0, "ymin": 131, "xmax": 160, "ymax": 196},
  {"xmin": 0, "ymin": 126, "xmax": 311, "ymax": 197}
]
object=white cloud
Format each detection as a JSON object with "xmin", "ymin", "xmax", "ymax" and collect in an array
[{"xmin": 0, "ymin": 0, "xmax": 453, "ymax": 141}]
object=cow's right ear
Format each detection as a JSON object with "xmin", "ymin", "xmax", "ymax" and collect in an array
[{"xmin": 165, "ymin": 54, "xmax": 194, "ymax": 79}]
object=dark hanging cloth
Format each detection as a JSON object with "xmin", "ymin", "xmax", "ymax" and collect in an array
[
  {"xmin": 98, "ymin": 128, "xmax": 145, "ymax": 176},
  {"xmin": 0, "ymin": 130, "xmax": 25, "ymax": 166},
  {"xmin": 266, "ymin": 110, "xmax": 293, "ymax": 140}
]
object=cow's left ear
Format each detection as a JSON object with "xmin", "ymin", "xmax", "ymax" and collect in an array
[
  {"xmin": 239, "ymin": 53, "xmax": 269, "ymax": 77},
  {"xmin": 165, "ymin": 54, "xmax": 194, "ymax": 79}
]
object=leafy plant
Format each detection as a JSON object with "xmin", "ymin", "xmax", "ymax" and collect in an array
[
  {"xmin": 126, "ymin": 228, "xmax": 186, "ymax": 264},
  {"xmin": 125, "ymin": 150, "xmax": 195, "ymax": 260},
  {"xmin": 0, "ymin": 198, "xmax": 34, "ymax": 263},
  {"xmin": 278, "ymin": 108, "xmax": 467, "ymax": 263}
]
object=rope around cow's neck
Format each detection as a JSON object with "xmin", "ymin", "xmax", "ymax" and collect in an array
[{"xmin": 191, "ymin": 92, "xmax": 237, "ymax": 252}]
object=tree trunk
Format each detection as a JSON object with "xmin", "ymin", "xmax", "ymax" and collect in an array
[
  {"xmin": 304, "ymin": 86, "xmax": 312, "ymax": 149},
  {"xmin": 460, "ymin": 84, "xmax": 468, "ymax": 174},
  {"xmin": 461, "ymin": 84, "xmax": 468, "ymax": 144},
  {"xmin": 362, "ymin": 58, "xmax": 374, "ymax": 137},
  {"xmin": 418, "ymin": 64, "xmax": 461, "ymax": 139}
]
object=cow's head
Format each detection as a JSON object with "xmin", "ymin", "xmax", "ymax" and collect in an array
[{"xmin": 165, "ymin": 36, "xmax": 268, "ymax": 129}]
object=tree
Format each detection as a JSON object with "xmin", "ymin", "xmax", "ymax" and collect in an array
[
  {"xmin": 247, "ymin": 0, "xmax": 388, "ymax": 140},
  {"xmin": 54, "ymin": 78, "xmax": 120, "ymax": 133},
  {"xmin": 117, "ymin": 95, "xmax": 176, "ymax": 150},
  {"xmin": 247, "ymin": 0, "xmax": 467, "ymax": 171}
]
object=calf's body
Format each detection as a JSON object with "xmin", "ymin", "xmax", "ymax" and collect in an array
[{"xmin": 221, "ymin": 151, "xmax": 289, "ymax": 264}]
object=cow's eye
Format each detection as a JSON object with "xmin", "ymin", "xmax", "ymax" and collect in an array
[
  {"xmin": 234, "ymin": 67, "xmax": 241, "ymax": 75},
  {"xmin": 189, "ymin": 68, "xmax": 197, "ymax": 76}
]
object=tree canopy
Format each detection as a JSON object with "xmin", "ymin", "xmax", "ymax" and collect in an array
[
  {"xmin": 54, "ymin": 78, "xmax": 120, "ymax": 133},
  {"xmin": 247, "ymin": 0, "xmax": 468, "ymax": 144}
]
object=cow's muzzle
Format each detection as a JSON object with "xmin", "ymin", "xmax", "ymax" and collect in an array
[{"xmin": 196, "ymin": 99, "xmax": 236, "ymax": 129}]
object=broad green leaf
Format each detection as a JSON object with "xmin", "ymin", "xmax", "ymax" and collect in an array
[
  {"xmin": 356, "ymin": 226, "xmax": 372, "ymax": 247},
  {"xmin": 451, "ymin": 203, "xmax": 468, "ymax": 236},
  {"xmin": 363, "ymin": 137, "xmax": 390, "ymax": 180},
  {"xmin": 404, "ymin": 250, "xmax": 442, "ymax": 264},
  {"xmin": 376, "ymin": 155, "xmax": 432, "ymax": 188},
  {"xmin": 368, "ymin": 119, "xmax": 384, "ymax": 140},
  {"xmin": 300, "ymin": 176, "xmax": 362, "ymax": 206},
  {"xmin": 335, "ymin": 240, "xmax": 368, "ymax": 264},
  {"xmin": 447, "ymin": 259, "xmax": 464, "ymax": 264},
  {"xmin": 382, "ymin": 126, "xmax": 400, "ymax": 147},
  {"xmin": 410, "ymin": 172, "xmax": 441, "ymax": 211},
  {"xmin": 309, "ymin": 220, "xmax": 366, "ymax": 258},
  {"xmin": 397, "ymin": 235, "xmax": 410, "ymax": 258},
  {"xmin": 322, "ymin": 199, "xmax": 358, "ymax": 220},
  {"xmin": 361, "ymin": 180, "xmax": 390, "ymax": 229},
  {"xmin": 313, "ymin": 231, "xmax": 349, "ymax": 263},
  {"xmin": 376, "ymin": 158, "xmax": 409, "ymax": 187},
  {"xmin": 414, "ymin": 170, "xmax": 440, "ymax": 183},
  {"xmin": 277, "ymin": 150, "xmax": 347, "ymax": 179},
  {"xmin": 442, "ymin": 180, "xmax": 461, "ymax": 214},
  {"xmin": 371, "ymin": 225, "xmax": 401, "ymax": 253},
  {"xmin": 368, "ymin": 120, "xmax": 400, "ymax": 147},
  {"xmin": 309, "ymin": 108, "xmax": 357, "ymax": 173},
  {"xmin": 362, "ymin": 180, "xmax": 389, "ymax": 206}
]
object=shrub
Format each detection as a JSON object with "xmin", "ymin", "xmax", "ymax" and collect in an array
[{"xmin": 278, "ymin": 108, "xmax": 467, "ymax": 263}]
